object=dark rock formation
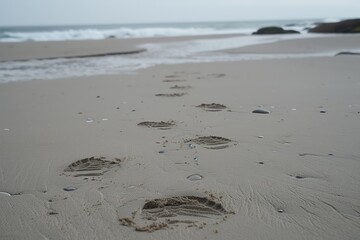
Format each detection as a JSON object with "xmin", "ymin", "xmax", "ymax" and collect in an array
[
  {"xmin": 335, "ymin": 51, "xmax": 360, "ymax": 56},
  {"xmin": 252, "ymin": 26, "xmax": 300, "ymax": 35},
  {"xmin": 309, "ymin": 19, "xmax": 360, "ymax": 33}
]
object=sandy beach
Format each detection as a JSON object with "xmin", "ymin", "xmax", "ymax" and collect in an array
[{"xmin": 0, "ymin": 34, "xmax": 360, "ymax": 240}]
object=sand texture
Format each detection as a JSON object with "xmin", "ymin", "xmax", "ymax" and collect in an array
[{"xmin": 0, "ymin": 35, "xmax": 360, "ymax": 239}]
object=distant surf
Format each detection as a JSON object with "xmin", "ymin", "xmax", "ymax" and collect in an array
[{"xmin": 0, "ymin": 18, "xmax": 333, "ymax": 42}]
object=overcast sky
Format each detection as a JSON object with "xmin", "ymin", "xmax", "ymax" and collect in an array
[{"xmin": 0, "ymin": 0, "xmax": 359, "ymax": 26}]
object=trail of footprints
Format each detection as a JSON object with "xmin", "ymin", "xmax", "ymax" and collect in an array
[
  {"xmin": 60, "ymin": 71, "xmax": 307, "ymax": 233},
  {"xmin": 157, "ymin": 72, "xmax": 226, "ymax": 97},
  {"xmin": 115, "ymin": 72, "xmax": 235, "ymax": 232}
]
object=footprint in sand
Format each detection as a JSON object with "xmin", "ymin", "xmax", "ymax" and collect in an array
[
  {"xmin": 155, "ymin": 93, "xmax": 187, "ymax": 97},
  {"xmin": 164, "ymin": 75, "xmax": 180, "ymax": 78},
  {"xmin": 170, "ymin": 85, "xmax": 192, "ymax": 90},
  {"xmin": 197, "ymin": 103, "xmax": 227, "ymax": 112},
  {"xmin": 185, "ymin": 136, "xmax": 236, "ymax": 149},
  {"xmin": 64, "ymin": 156, "xmax": 122, "ymax": 177},
  {"xmin": 163, "ymin": 79, "xmax": 187, "ymax": 82},
  {"xmin": 119, "ymin": 195, "xmax": 232, "ymax": 232},
  {"xmin": 196, "ymin": 73, "xmax": 226, "ymax": 79},
  {"xmin": 209, "ymin": 73, "xmax": 226, "ymax": 78},
  {"xmin": 137, "ymin": 121, "xmax": 175, "ymax": 130}
]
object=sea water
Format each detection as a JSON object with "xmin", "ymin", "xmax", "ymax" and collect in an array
[
  {"xmin": 0, "ymin": 19, "xmax": 325, "ymax": 42},
  {"xmin": 0, "ymin": 18, "xmax": 345, "ymax": 82}
]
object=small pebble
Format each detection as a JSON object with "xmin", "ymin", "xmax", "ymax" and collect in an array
[
  {"xmin": 295, "ymin": 176, "xmax": 305, "ymax": 179},
  {"xmin": 158, "ymin": 150, "xmax": 165, "ymax": 154},
  {"xmin": 277, "ymin": 209, "xmax": 284, "ymax": 213},
  {"xmin": 63, "ymin": 186, "xmax": 77, "ymax": 192},
  {"xmin": 188, "ymin": 144, "xmax": 195, "ymax": 149},
  {"xmin": 86, "ymin": 118, "xmax": 94, "ymax": 123},
  {"xmin": 252, "ymin": 109, "xmax": 270, "ymax": 114},
  {"xmin": 187, "ymin": 174, "xmax": 203, "ymax": 181},
  {"xmin": 320, "ymin": 110, "xmax": 327, "ymax": 113},
  {"xmin": 258, "ymin": 136, "xmax": 264, "ymax": 139},
  {"xmin": 258, "ymin": 162, "xmax": 264, "ymax": 165}
]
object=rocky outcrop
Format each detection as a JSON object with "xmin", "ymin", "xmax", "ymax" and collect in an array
[
  {"xmin": 335, "ymin": 51, "xmax": 360, "ymax": 56},
  {"xmin": 309, "ymin": 19, "xmax": 360, "ymax": 33},
  {"xmin": 252, "ymin": 26, "xmax": 300, "ymax": 35}
]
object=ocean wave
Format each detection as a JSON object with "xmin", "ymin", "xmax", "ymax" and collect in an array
[
  {"xmin": 0, "ymin": 19, "xmax": 322, "ymax": 42},
  {"xmin": 0, "ymin": 27, "xmax": 252, "ymax": 42}
]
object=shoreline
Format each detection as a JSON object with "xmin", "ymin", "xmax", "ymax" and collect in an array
[
  {"xmin": 0, "ymin": 33, "xmax": 243, "ymax": 62},
  {"xmin": 3, "ymin": 33, "xmax": 357, "ymax": 63},
  {"xmin": 1, "ymin": 34, "xmax": 360, "ymax": 84}
]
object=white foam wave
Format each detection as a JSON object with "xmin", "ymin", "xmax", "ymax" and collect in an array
[{"xmin": 1, "ymin": 27, "xmax": 252, "ymax": 42}]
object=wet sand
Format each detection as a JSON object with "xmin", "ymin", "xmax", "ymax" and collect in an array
[{"xmin": 0, "ymin": 35, "xmax": 360, "ymax": 239}]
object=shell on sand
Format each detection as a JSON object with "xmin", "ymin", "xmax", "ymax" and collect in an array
[
  {"xmin": 187, "ymin": 174, "xmax": 203, "ymax": 181},
  {"xmin": 63, "ymin": 186, "xmax": 77, "ymax": 192},
  {"xmin": 0, "ymin": 191, "xmax": 11, "ymax": 197}
]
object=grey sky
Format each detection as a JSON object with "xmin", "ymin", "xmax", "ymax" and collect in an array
[{"xmin": 0, "ymin": 0, "xmax": 359, "ymax": 26}]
